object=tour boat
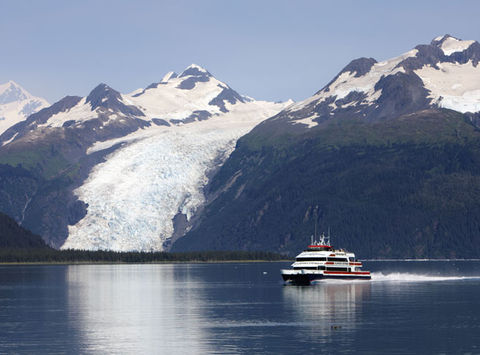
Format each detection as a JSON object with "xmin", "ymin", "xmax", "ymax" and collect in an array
[{"xmin": 281, "ymin": 233, "xmax": 371, "ymax": 285}]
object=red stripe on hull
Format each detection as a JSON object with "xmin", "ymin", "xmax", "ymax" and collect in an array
[{"xmin": 324, "ymin": 271, "xmax": 370, "ymax": 275}]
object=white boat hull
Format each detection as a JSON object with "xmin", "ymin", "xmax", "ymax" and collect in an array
[{"xmin": 281, "ymin": 269, "xmax": 371, "ymax": 285}]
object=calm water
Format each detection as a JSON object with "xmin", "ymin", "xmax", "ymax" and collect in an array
[{"xmin": 0, "ymin": 261, "xmax": 479, "ymax": 354}]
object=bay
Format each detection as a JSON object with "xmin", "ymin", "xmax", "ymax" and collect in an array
[{"xmin": 0, "ymin": 261, "xmax": 479, "ymax": 354}]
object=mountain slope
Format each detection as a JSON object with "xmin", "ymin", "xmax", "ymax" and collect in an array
[
  {"xmin": 0, "ymin": 211, "xmax": 47, "ymax": 248},
  {"xmin": 0, "ymin": 81, "xmax": 49, "ymax": 137},
  {"xmin": 0, "ymin": 65, "xmax": 289, "ymax": 250},
  {"xmin": 172, "ymin": 36, "xmax": 480, "ymax": 258}
]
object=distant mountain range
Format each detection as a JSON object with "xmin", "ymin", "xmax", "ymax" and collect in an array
[
  {"xmin": 0, "ymin": 80, "xmax": 48, "ymax": 136},
  {"xmin": 2, "ymin": 35, "xmax": 480, "ymax": 258},
  {"xmin": 172, "ymin": 35, "xmax": 480, "ymax": 258},
  {"xmin": 0, "ymin": 64, "xmax": 288, "ymax": 250}
]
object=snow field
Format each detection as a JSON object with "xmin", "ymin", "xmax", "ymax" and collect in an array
[
  {"xmin": 62, "ymin": 101, "xmax": 285, "ymax": 251},
  {"xmin": 415, "ymin": 61, "xmax": 480, "ymax": 113},
  {"xmin": 0, "ymin": 81, "xmax": 49, "ymax": 135}
]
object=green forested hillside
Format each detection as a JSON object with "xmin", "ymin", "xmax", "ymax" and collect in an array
[
  {"xmin": 173, "ymin": 109, "xmax": 480, "ymax": 258},
  {"xmin": 0, "ymin": 211, "xmax": 48, "ymax": 248},
  {"xmin": 0, "ymin": 129, "xmax": 97, "ymax": 247}
]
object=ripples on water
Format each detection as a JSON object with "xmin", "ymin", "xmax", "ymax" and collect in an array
[{"xmin": 0, "ymin": 261, "xmax": 479, "ymax": 354}]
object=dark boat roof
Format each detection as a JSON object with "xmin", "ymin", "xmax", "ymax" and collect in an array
[{"xmin": 306, "ymin": 245, "xmax": 333, "ymax": 251}]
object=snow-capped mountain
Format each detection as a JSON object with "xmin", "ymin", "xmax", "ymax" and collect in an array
[
  {"xmin": 0, "ymin": 64, "xmax": 280, "ymax": 147},
  {"xmin": 129, "ymin": 64, "xmax": 249, "ymax": 119},
  {"xmin": 0, "ymin": 64, "xmax": 289, "ymax": 251},
  {"xmin": 171, "ymin": 35, "xmax": 480, "ymax": 258},
  {"xmin": 0, "ymin": 80, "xmax": 48, "ymax": 136},
  {"xmin": 279, "ymin": 34, "xmax": 480, "ymax": 128}
]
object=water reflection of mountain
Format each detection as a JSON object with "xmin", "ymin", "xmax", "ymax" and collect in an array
[
  {"xmin": 66, "ymin": 264, "xmax": 213, "ymax": 354},
  {"xmin": 282, "ymin": 282, "xmax": 371, "ymax": 334}
]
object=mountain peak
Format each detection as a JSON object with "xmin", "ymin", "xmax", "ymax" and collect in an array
[
  {"xmin": 176, "ymin": 64, "xmax": 213, "ymax": 90},
  {"xmin": 86, "ymin": 83, "xmax": 125, "ymax": 111},
  {"xmin": 0, "ymin": 80, "xmax": 49, "ymax": 136},
  {"xmin": 186, "ymin": 63, "xmax": 208, "ymax": 71},
  {"xmin": 179, "ymin": 64, "xmax": 212, "ymax": 78},
  {"xmin": 85, "ymin": 83, "xmax": 144, "ymax": 117},
  {"xmin": 0, "ymin": 80, "xmax": 31, "ymax": 104},
  {"xmin": 86, "ymin": 83, "xmax": 121, "ymax": 109},
  {"xmin": 0, "ymin": 80, "xmax": 19, "ymax": 89},
  {"xmin": 431, "ymin": 34, "xmax": 455, "ymax": 44},
  {"xmin": 431, "ymin": 34, "xmax": 476, "ymax": 56}
]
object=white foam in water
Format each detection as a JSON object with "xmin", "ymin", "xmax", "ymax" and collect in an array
[
  {"xmin": 371, "ymin": 272, "xmax": 480, "ymax": 282},
  {"xmin": 365, "ymin": 258, "xmax": 480, "ymax": 261}
]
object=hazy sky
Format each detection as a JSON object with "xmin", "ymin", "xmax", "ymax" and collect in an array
[{"xmin": 1, "ymin": 0, "xmax": 479, "ymax": 103}]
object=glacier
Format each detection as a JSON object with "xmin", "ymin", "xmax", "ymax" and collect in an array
[{"xmin": 62, "ymin": 101, "xmax": 285, "ymax": 251}]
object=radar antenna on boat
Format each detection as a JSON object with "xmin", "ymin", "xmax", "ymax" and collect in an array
[
  {"xmin": 309, "ymin": 205, "xmax": 331, "ymax": 246},
  {"xmin": 317, "ymin": 232, "xmax": 330, "ymax": 246}
]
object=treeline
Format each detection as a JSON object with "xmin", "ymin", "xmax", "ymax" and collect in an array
[{"xmin": 0, "ymin": 248, "xmax": 286, "ymax": 263}]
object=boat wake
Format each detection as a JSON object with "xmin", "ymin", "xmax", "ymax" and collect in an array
[
  {"xmin": 371, "ymin": 272, "xmax": 480, "ymax": 282},
  {"xmin": 365, "ymin": 258, "xmax": 480, "ymax": 262}
]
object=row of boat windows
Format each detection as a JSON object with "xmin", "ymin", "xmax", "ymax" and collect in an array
[
  {"xmin": 294, "ymin": 266, "xmax": 351, "ymax": 272},
  {"xmin": 296, "ymin": 257, "xmax": 349, "ymax": 262}
]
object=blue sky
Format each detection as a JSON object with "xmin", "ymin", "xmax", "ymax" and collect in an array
[{"xmin": 1, "ymin": 0, "xmax": 479, "ymax": 103}]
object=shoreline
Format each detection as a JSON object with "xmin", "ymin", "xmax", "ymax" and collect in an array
[
  {"xmin": 0, "ymin": 259, "xmax": 291, "ymax": 266},
  {"xmin": 0, "ymin": 249, "xmax": 288, "ymax": 264},
  {"xmin": 2, "ymin": 258, "xmax": 480, "ymax": 266}
]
